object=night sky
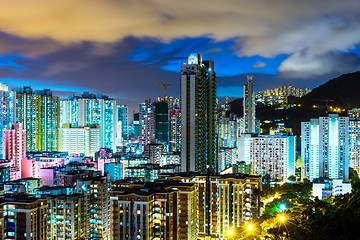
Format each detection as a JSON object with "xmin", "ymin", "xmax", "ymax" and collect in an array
[{"xmin": 0, "ymin": 0, "xmax": 359, "ymax": 111}]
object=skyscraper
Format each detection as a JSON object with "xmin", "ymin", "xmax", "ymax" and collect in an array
[
  {"xmin": 243, "ymin": 75, "xmax": 256, "ymax": 133},
  {"xmin": 14, "ymin": 87, "xmax": 60, "ymax": 152},
  {"xmin": 349, "ymin": 118, "xmax": 360, "ymax": 175},
  {"xmin": 154, "ymin": 99, "xmax": 169, "ymax": 144},
  {"xmin": 168, "ymin": 97, "xmax": 181, "ymax": 153},
  {"xmin": 0, "ymin": 83, "xmax": 16, "ymax": 159},
  {"xmin": 117, "ymin": 104, "xmax": 128, "ymax": 139},
  {"xmin": 139, "ymin": 99, "xmax": 155, "ymax": 149},
  {"xmin": 2, "ymin": 123, "xmax": 26, "ymax": 180},
  {"xmin": 61, "ymin": 92, "xmax": 117, "ymax": 152},
  {"xmin": 301, "ymin": 114, "xmax": 349, "ymax": 181},
  {"xmin": 181, "ymin": 53, "xmax": 217, "ymax": 174}
]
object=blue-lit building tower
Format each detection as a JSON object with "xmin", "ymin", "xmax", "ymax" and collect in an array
[
  {"xmin": 0, "ymin": 83, "xmax": 16, "ymax": 158},
  {"xmin": 117, "ymin": 105, "xmax": 128, "ymax": 139},
  {"xmin": 61, "ymin": 92, "xmax": 117, "ymax": 152}
]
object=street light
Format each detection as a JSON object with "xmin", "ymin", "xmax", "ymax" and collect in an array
[
  {"xmin": 227, "ymin": 229, "xmax": 234, "ymax": 237},
  {"xmin": 246, "ymin": 224, "xmax": 254, "ymax": 231},
  {"xmin": 279, "ymin": 215, "xmax": 285, "ymax": 222}
]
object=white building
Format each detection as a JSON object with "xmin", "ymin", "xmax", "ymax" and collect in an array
[
  {"xmin": 349, "ymin": 118, "xmax": 360, "ymax": 175},
  {"xmin": 60, "ymin": 124, "xmax": 100, "ymax": 157},
  {"xmin": 312, "ymin": 179, "xmax": 352, "ymax": 200},
  {"xmin": 60, "ymin": 92, "xmax": 117, "ymax": 152},
  {"xmin": 301, "ymin": 114, "xmax": 349, "ymax": 181},
  {"xmin": 238, "ymin": 133, "xmax": 296, "ymax": 182}
]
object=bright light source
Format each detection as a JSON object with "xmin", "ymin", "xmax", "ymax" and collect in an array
[
  {"xmin": 279, "ymin": 215, "xmax": 285, "ymax": 222},
  {"xmin": 227, "ymin": 229, "xmax": 233, "ymax": 236},
  {"xmin": 279, "ymin": 203, "xmax": 286, "ymax": 211},
  {"xmin": 246, "ymin": 224, "xmax": 253, "ymax": 231}
]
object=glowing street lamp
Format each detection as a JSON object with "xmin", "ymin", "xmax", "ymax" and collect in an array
[
  {"xmin": 246, "ymin": 224, "xmax": 254, "ymax": 231},
  {"xmin": 227, "ymin": 229, "xmax": 234, "ymax": 236}
]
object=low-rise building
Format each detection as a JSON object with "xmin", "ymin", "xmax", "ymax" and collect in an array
[{"xmin": 312, "ymin": 178, "xmax": 352, "ymax": 200}]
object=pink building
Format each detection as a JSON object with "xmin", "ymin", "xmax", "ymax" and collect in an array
[
  {"xmin": 2, "ymin": 123, "xmax": 26, "ymax": 180},
  {"xmin": 21, "ymin": 155, "xmax": 65, "ymax": 179}
]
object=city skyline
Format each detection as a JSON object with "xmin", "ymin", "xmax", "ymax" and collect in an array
[
  {"xmin": 0, "ymin": 2, "xmax": 360, "ymax": 239},
  {"xmin": 0, "ymin": 0, "xmax": 359, "ymax": 110}
]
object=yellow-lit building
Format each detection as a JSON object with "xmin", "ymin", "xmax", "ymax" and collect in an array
[
  {"xmin": 0, "ymin": 194, "xmax": 47, "ymax": 240},
  {"xmin": 45, "ymin": 194, "xmax": 85, "ymax": 240},
  {"xmin": 111, "ymin": 180, "xmax": 197, "ymax": 240},
  {"xmin": 159, "ymin": 173, "xmax": 261, "ymax": 240}
]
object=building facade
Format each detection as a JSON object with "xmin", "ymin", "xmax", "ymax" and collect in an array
[
  {"xmin": 139, "ymin": 99, "xmax": 155, "ymax": 150},
  {"xmin": 111, "ymin": 180, "xmax": 197, "ymax": 240},
  {"xmin": 301, "ymin": 114, "xmax": 349, "ymax": 181},
  {"xmin": 14, "ymin": 87, "xmax": 60, "ymax": 152},
  {"xmin": 0, "ymin": 195, "xmax": 47, "ymax": 240},
  {"xmin": 181, "ymin": 53, "xmax": 217, "ymax": 174},
  {"xmin": 349, "ymin": 118, "xmax": 360, "ymax": 175},
  {"xmin": 0, "ymin": 83, "xmax": 16, "ymax": 159},
  {"xmin": 75, "ymin": 175, "xmax": 111, "ymax": 240},
  {"xmin": 238, "ymin": 133, "xmax": 296, "ymax": 182},
  {"xmin": 159, "ymin": 173, "xmax": 261, "ymax": 240},
  {"xmin": 2, "ymin": 123, "xmax": 26, "ymax": 180},
  {"xmin": 60, "ymin": 124, "xmax": 100, "ymax": 157},
  {"xmin": 154, "ymin": 100, "xmax": 169, "ymax": 144},
  {"xmin": 60, "ymin": 92, "xmax": 117, "ymax": 152},
  {"xmin": 117, "ymin": 104, "xmax": 128, "ymax": 139},
  {"xmin": 243, "ymin": 75, "xmax": 256, "ymax": 133}
]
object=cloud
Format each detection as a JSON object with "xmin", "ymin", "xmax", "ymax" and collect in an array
[
  {"xmin": 278, "ymin": 50, "xmax": 360, "ymax": 79},
  {"xmin": 42, "ymin": 61, "xmax": 87, "ymax": 76},
  {"xmin": 253, "ymin": 61, "xmax": 266, "ymax": 68},
  {"xmin": 0, "ymin": 0, "xmax": 359, "ymax": 57}
]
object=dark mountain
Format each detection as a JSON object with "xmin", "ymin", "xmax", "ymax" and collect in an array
[{"xmin": 299, "ymin": 71, "xmax": 360, "ymax": 109}]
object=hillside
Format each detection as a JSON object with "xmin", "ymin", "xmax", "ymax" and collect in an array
[{"xmin": 299, "ymin": 71, "xmax": 360, "ymax": 109}]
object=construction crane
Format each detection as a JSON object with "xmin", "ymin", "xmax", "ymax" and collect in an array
[
  {"xmin": 154, "ymin": 81, "xmax": 171, "ymax": 100},
  {"xmin": 311, "ymin": 98, "xmax": 334, "ymax": 107}
]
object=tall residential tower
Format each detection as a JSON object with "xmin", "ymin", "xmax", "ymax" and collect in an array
[
  {"xmin": 181, "ymin": 53, "xmax": 217, "ymax": 174},
  {"xmin": 14, "ymin": 87, "xmax": 60, "ymax": 152},
  {"xmin": 0, "ymin": 83, "xmax": 16, "ymax": 158},
  {"xmin": 243, "ymin": 75, "xmax": 256, "ymax": 133}
]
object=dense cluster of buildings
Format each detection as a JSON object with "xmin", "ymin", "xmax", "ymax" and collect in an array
[{"xmin": 0, "ymin": 52, "xmax": 359, "ymax": 238}]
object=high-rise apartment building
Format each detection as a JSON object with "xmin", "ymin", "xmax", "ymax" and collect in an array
[
  {"xmin": 349, "ymin": 118, "xmax": 360, "ymax": 174},
  {"xmin": 60, "ymin": 92, "xmax": 117, "ymax": 152},
  {"xmin": 168, "ymin": 98, "xmax": 181, "ymax": 153},
  {"xmin": 60, "ymin": 124, "xmax": 100, "ymax": 157},
  {"xmin": 0, "ymin": 195, "xmax": 47, "ymax": 240},
  {"xmin": 2, "ymin": 123, "xmax": 26, "ymax": 180},
  {"xmin": 46, "ymin": 194, "xmax": 85, "ymax": 240},
  {"xmin": 181, "ymin": 53, "xmax": 217, "ymax": 174},
  {"xmin": 243, "ymin": 75, "xmax": 256, "ymax": 133},
  {"xmin": 117, "ymin": 104, "xmax": 128, "ymax": 139},
  {"xmin": 0, "ymin": 83, "xmax": 16, "ymax": 159},
  {"xmin": 75, "ymin": 175, "xmax": 111, "ymax": 240},
  {"xmin": 139, "ymin": 99, "xmax": 155, "ymax": 149},
  {"xmin": 154, "ymin": 100, "xmax": 169, "ymax": 144},
  {"xmin": 159, "ymin": 173, "xmax": 261, "ymax": 239},
  {"xmin": 111, "ymin": 180, "xmax": 197, "ymax": 240},
  {"xmin": 238, "ymin": 133, "xmax": 296, "ymax": 182},
  {"xmin": 14, "ymin": 87, "xmax": 60, "ymax": 152},
  {"xmin": 301, "ymin": 114, "xmax": 349, "ymax": 181}
]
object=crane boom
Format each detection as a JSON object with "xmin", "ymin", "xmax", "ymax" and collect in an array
[{"xmin": 154, "ymin": 81, "xmax": 171, "ymax": 100}]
